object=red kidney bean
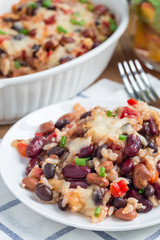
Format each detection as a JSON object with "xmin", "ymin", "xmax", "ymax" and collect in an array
[
  {"xmin": 82, "ymin": 28, "xmax": 96, "ymax": 40},
  {"xmin": 147, "ymin": 141, "xmax": 158, "ymax": 153},
  {"xmin": 94, "ymin": 5, "xmax": 108, "ymax": 15},
  {"xmin": 152, "ymin": 183, "xmax": 160, "ymax": 200},
  {"xmin": 80, "ymin": 111, "xmax": 92, "ymax": 120},
  {"xmin": 55, "ymin": 119, "xmax": 69, "ymax": 130},
  {"xmin": 149, "ymin": 117, "xmax": 158, "ymax": 136},
  {"xmin": 48, "ymin": 146, "xmax": 65, "ymax": 157},
  {"xmin": 139, "ymin": 121, "xmax": 150, "ymax": 137},
  {"xmin": 35, "ymin": 183, "xmax": 53, "ymax": 201},
  {"xmin": 94, "ymin": 144, "xmax": 108, "ymax": 159},
  {"xmin": 58, "ymin": 199, "xmax": 68, "ymax": 211},
  {"xmin": 60, "ymin": 36, "xmax": 75, "ymax": 45},
  {"xmin": 92, "ymin": 189, "xmax": 103, "ymax": 206},
  {"xmin": 26, "ymin": 136, "xmax": 44, "ymax": 158},
  {"xmin": 144, "ymin": 185, "xmax": 155, "ymax": 198},
  {"xmin": 44, "ymin": 163, "xmax": 55, "ymax": 179},
  {"xmin": 156, "ymin": 161, "xmax": 160, "ymax": 174},
  {"xmin": 124, "ymin": 135, "xmax": 141, "ymax": 157},
  {"xmin": 113, "ymin": 197, "xmax": 127, "ymax": 209},
  {"xmin": 78, "ymin": 145, "xmax": 94, "ymax": 158},
  {"xmin": 137, "ymin": 198, "xmax": 153, "ymax": 213},
  {"xmin": 127, "ymin": 187, "xmax": 142, "ymax": 201},
  {"xmin": 62, "ymin": 164, "xmax": 91, "ymax": 179},
  {"xmin": 92, "ymin": 41, "xmax": 102, "ymax": 49},
  {"xmin": 69, "ymin": 180, "xmax": 88, "ymax": 189},
  {"xmin": 39, "ymin": 121, "xmax": 55, "ymax": 135},
  {"xmin": 29, "ymin": 29, "xmax": 36, "ymax": 37},
  {"xmin": 120, "ymin": 159, "xmax": 134, "ymax": 175},
  {"xmin": 44, "ymin": 41, "xmax": 54, "ymax": 51},
  {"xmin": 59, "ymin": 56, "xmax": 73, "ymax": 64},
  {"xmin": 25, "ymin": 157, "xmax": 41, "ymax": 175}
]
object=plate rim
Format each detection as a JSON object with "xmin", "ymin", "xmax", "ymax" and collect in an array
[{"xmin": 1, "ymin": 98, "xmax": 160, "ymax": 231}]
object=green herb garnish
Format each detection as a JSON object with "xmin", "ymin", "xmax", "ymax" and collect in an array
[
  {"xmin": 79, "ymin": 0, "xmax": 88, "ymax": 3},
  {"xmin": 15, "ymin": 61, "xmax": 21, "ymax": 69},
  {"xmin": 139, "ymin": 188, "xmax": 145, "ymax": 194},
  {"xmin": 109, "ymin": 19, "xmax": 117, "ymax": 32},
  {"xmin": 29, "ymin": 2, "xmax": 37, "ymax": 9},
  {"xmin": 107, "ymin": 110, "xmax": 115, "ymax": 117},
  {"xmin": 42, "ymin": 0, "xmax": 52, "ymax": 8},
  {"xmin": 19, "ymin": 29, "xmax": 29, "ymax": 35},
  {"xmin": 100, "ymin": 167, "xmax": 105, "ymax": 177},
  {"xmin": 119, "ymin": 135, "xmax": 127, "ymax": 141},
  {"xmin": 60, "ymin": 136, "xmax": 67, "ymax": 148},
  {"xmin": 87, "ymin": 3, "xmax": 95, "ymax": 11},
  {"xmin": 94, "ymin": 207, "xmax": 101, "ymax": 218},
  {"xmin": 70, "ymin": 18, "xmax": 85, "ymax": 26},
  {"xmin": 57, "ymin": 26, "xmax": 68, "ymax": 34},
  {"xmin": 0, "ymin": 30, "xmax": 7, "ymax": 35}
]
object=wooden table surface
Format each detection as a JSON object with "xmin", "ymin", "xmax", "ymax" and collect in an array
[{"xmin": 0, "ymin": 33, "xmax": 160, "ymax": 138}]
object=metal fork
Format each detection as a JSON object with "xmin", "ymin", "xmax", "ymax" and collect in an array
[{"xmin": 118, "ymin": 59, "xmax": 160, "ymax": 108}]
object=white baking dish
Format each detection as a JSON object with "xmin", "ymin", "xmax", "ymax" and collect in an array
[{"xmin": 0, "ymin": 0, "xmax": 128, "ymax": 124}]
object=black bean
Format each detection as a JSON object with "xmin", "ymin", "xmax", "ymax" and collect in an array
[
  {"xmin": 92, "ymin": 189, "xmax": 103, "ymax": 206},
  {"xmin": 13, "ymin": 34, "xmax": 24, "ymax": 40},
  {"xmin": 0, "ymin": 49, "xmax": 6, "ymax": 56},
  {"xmin": 137, "ymin": 198, "xmax": 153, "ymax": 213},
  {"xmin": 80, "ymin": 111, "xmax": 92, "ymax": 119},
  {"xmin": 44, "ymin": 163, "xmax": 55, "ymax": 179},
  {"xmin": 12, "ymin": 22, "xmax": 24, "ymax": 32},
  {"xmin": 48, "ymin": 146, "xmax": 65, "ymax": 157},
  {"xmin": 147, "ymin": 141, "xmax": 158, "ymax": 153},
  {"xmin": 55, "ymin": 119, "xmax": 69, "ymax": 130},
  {"xmin": 32, "ymin": 44, "xmax": 41, "ymax": 57},
  {"xmin": 144, "ymin": 185, "xmax": 155, "ymax": 198},
  {"xmin": 149, "ymin": 117, "xmax": 158, "ymax": 136},
  {"xmin": 113, "ymin": 197, "xmax": 127, "ymax": 209},
  {"xmin": 139, "ymin": 121, "xmax": 150, "ymax": 137},
  {"xmin": 35, "ymin": 183, "xmax": 53, "ymax": 201},
  {"xmin": 47, "ymin": 6, "xmax": 56, "ymax": 10},
  {"xmin": 58, "ymin": 199, "xmax": 68, "ymax": 211},
  {"xmin": 59, "ymin": 56, "xmax": 73, "ymax": 64},
  {"xmin": 94, "ymin": 144, "xmax": 108, "ymax": 159}
]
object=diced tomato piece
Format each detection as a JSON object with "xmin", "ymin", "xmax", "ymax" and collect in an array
[
  {"xmin": 47, "ymin": 50, "xmax": 52, "ymax": 57},
  {"xmin": 35, "ymin": 132, "xmax": 44, "ymax": 137},
  {"xmin": 61, "ymin": 8, "xmax": 73, "ymax": 14},
  {"xmin": 110, "ymin": 180, "xmax": 129, "ymax": 197},
  {"xmin": 0, "ymin": 36, "xmax": 10, "ymax": 44},
  {"xmin": 120, "ymin": 106, "xmax": 138, "ymax": 119},
  {"xmin": 127, "ymin": 98, "xmax": 138, "ymax": 106},
  {"xmin": 148, "ymin": 169, "xmax": 159, "ymax": 183},
  {"xmin": 44, "ymin": 15, "xmax": 56, "ymax": 24},
  {"xmin": 46, "ymin": 132, "xmax": 57, "ymax": 140},
  {"xmin": 17, "ymin": 142, "xmax": 28, "ymax": 157},
  {"xmin": 53, "ymin": 0, "xmax": 60, "ymax": 3}
]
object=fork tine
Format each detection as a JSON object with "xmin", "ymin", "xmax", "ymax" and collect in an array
[
  {"xmin": 118, "ymin": 62, "xmax": 136, "ymax": 99},
  {"xmin": 134, "ymin": 59, "xmax": 159, "ymax": 100},
  {"xmin": 129, "ymin": 60, "xmax": 154, "ymax": 103},
  {"xmin": 123, "ymin": 61, "xmax": 145, "ymax": 101}
]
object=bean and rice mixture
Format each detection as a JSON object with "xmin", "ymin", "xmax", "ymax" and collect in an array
[
  {"xmin": 12, "ymin": 98, "xmax": 160, "ymax": 223},
  {"xmin": 0, "ymin": 0, "xmax": 117, "ymax": 78}
]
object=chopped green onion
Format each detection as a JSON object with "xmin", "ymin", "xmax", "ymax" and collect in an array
[
  {"xmin": 100, "ymin": 167, "xmax": 105, "ymax": 177},
  {"xmin": 14, "ymin": 61, "xmax": 21, "ymax": 69},
  {"xmin": 57, "ymin": 26, "xmax": 68, "ymax": 34},
  {"xmin": 29, "ymin": 2, "xmax": 37, "ymax": 8},
  {"xmin": 42, "ymin": 0, "xmax": 52, "ymax": 8},
  {"xmin": 87, "ymin": 3, "xmax": 95, "ymax": 11},
  {"xmin": 139, "ymin": 188, "xmax": 145, "ymax": 194},
  {"xmin": 60, "ymin": 136, "xmax": 67, "ymax": 148},
  {"xmin": 75, "ymin": 157, "xmax": 91, "ymax": 166},
  {"xmin": 79, "ymin": 0, "xmax": 88, "ymax": 3},
  {"xmin": 107, "ymin": 110, "xmax": 115, "ymax": 117},
  {"xmin": 94, "ymin": 207, "xmax": 101, "ymax": 218},
  {"xmin": 0, "ymin": 30, "xmax": 7, "ymax": 35},
  {"xmin": 119, "ymin": 135, "xmax": 127, "ymax": 141},
  {"xmin": 109, "ymin": 19, "xmax": 117, "ymax": 32},
  {"xmin": 70, "ymin": 18, "xmax": 85, "ymax": 26},
  {"xmin": 19, "ymin": 29, "xmax": 29, "ymax": 35},
  {"xmin": 72, "ymin": 12, "xmax": 80, "ymax": 16}
]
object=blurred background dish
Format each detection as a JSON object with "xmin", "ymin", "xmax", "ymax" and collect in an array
[
  {"xmin": 129, "ymin": 0, "xmax": 160, "ymax": 72},
  {"xmin": 0, "ymin": 0, "xmax": 128, "ymax": 124}
]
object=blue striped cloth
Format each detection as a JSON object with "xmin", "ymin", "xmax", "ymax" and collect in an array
[{"xmin": 1, "ymin": 77, "xmax": 160, "ymax": 240}]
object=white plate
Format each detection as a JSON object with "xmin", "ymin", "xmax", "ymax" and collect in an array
[{"xmin": 0, "ymin": 98, "xmax": 160, "ymax": 231}]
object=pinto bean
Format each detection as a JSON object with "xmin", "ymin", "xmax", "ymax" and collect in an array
[
  {"xmin": 1, "ymin": 57, "xmax": 11, "ymax": 75},
  {"xmin": 60, "ymin": 36, "xmax": 75, "ymax": 45},
  {"xmin": 133, "ymin": 164, "xmax": 151, "ymax": 189},
  {"xmin": 114, "ymin": 208, "xmax": 138, "ymax": 221},
  {"xmin": 22, "ymin": 177, "xmax": 38, "ymax": 191},
  {"xmin": 58, "ymin": 113, "xmax": 74, "ymax": 122},
  {"xmin": 100, "ymin": 161, "xmax": 113, "ymax": 172},
  {"xmin": 113, "ymin": 150, "xmax": 123, "ymax": 164},
  {"xmin": 86, "ymin": 173, "xmax": 109, "ymax": 187},
  {"xmin": 39, "ymin": 121, "xmax": 55, "ymax": 135}
]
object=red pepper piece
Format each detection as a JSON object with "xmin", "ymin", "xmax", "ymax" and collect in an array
[
  {"xmin": 110, "ymin": 180, "xmax": 129, "ymax": 197},
  {"xmin": 17, "ymin": 142, "xmax": 28, "ymax": 157},
  {"xmin": 46, "ymin": 132, "xmax": 57, "ymax": 140},
  {"xmin": 127, "ymin": 98, "xmax": 138, "ymax": 106},
  {"xmin": 44, "ymin": 15, "xmax": 56, "ymax": 24},
  {"xmin": 35, "ymin": 132, "xmax": 44, "ymax": 137},
  {"xmin": 120, "ymin": 106, "xmax": 138, "ymax": 119}
]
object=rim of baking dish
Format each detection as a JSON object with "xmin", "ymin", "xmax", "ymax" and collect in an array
[{"xmin": 0, "ymin": 0, "xmax": 129, "ymax": 88}]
